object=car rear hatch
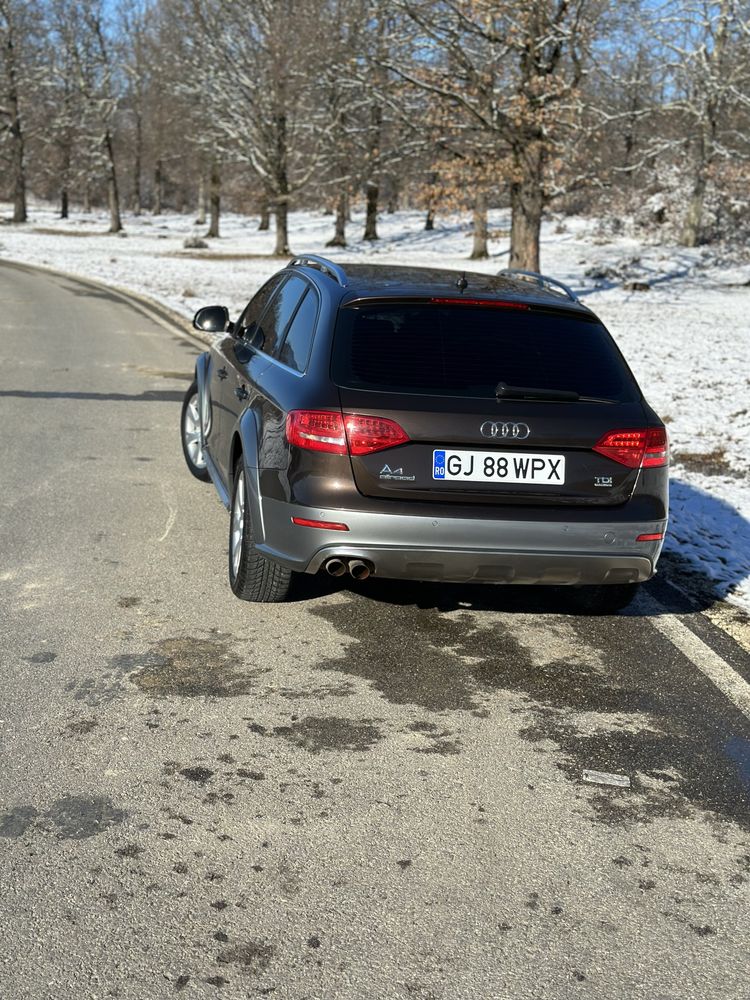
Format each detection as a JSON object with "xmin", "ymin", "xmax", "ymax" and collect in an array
[{"xmin": 331, "ymin": 298, "xmax": 661, "ymax": 507}]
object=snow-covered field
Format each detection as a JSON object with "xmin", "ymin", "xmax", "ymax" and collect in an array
[{"xmin": 2, "ymin": 202, "xmax": 749, "ymax": 612}]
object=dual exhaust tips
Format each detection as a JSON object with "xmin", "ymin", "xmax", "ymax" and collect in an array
[{"xmin": 324, "ymin": 557, "xmax": 373, "ymax": 581}]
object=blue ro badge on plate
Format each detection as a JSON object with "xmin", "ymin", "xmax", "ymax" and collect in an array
[{"xmin": 433, "ymin": 450, "xmax": 446, "ymax": 480}]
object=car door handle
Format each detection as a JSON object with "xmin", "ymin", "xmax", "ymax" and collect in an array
[
  {"xmin": 234, "ymin": 385, "xmax": 249, "ymax": 401},
  {"xmin": 217, "ymin": 367, "xmax": 228, "ymax": 380}
]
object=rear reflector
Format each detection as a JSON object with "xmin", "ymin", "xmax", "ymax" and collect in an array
[
  {"xmin": 430, "ymin": 297, "xmax": 529, "ymax": 310},
  {"xmin": 636, "ymin": 532, "xmax": 664, "ymax": 542},
  {"xmin": 286, "ymin": 410, "xmax": 409, "ymax": 456},
  {"xmin": 593, "ymin": 427, "xmax": 669, "ymax": 468},
  {"xmin": 292, "ymin": 517, "xmax": 349, "ymax": 531}
]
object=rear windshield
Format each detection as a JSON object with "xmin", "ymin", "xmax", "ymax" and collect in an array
[{"xmin": 331, "ymin": 303, "xmax": 639, "ymax": 402}]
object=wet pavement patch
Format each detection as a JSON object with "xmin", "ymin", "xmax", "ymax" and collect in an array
[
  {"xmin": 309, "ymin": 594, "xmax": 493, "ymax": 711},
  {"xmin": 0, "ymin": 796, "xmax": 127, "ymax": 840},
  {"xmin": 311, "ymin": 591, "xmax": 750, "ymax": 829},
  {"xmin": 65, "ymin": 718, "xmax": 98, "ymax": 736},
  {"xmin": 116, "ymin": 637, "xmax": 261, "ymax": 698},
  {"xmin": 514, "ymin": 616, "xmax": 750, "ymax": 830},
  {"xmin": 217, "ymin": 940, "xmax": 275, "ymax": 974},
  {"xmin": 272, "ymin": 716, "xmax": 382, "ymax": 753},
  {"xmin": 406, "ymin": 722, "xmax": 462, "ymax": 755},
  {"xmin": 117, "ymin": 596, "xmax": 141, "ymax": 608},
  {"xmin": 180, "ymin": 766, "xmax": 215, "ymax": 784},
  {"xmin": 115, "ymin": 842, "xmax": 146, "ymax": 858},
  {"xmin": 25, "ymin": 650, "xmax": 57, "ymax": 663}
]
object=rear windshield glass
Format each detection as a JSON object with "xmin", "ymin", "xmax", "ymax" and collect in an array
[{"xmin": 331, "ymin": 303, "xmax": 639, "ymax": 401}]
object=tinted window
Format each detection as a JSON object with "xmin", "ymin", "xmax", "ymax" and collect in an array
[
  {"xmin": 332, "ymin": 304, "xmax": 639, "ymax": 401},
  {"xmin": 278, "ymin": 289, "xmax": 318, "ymax": 372},
  {"xmin": 238, "ymin": 274, "xmax": 286, "ymax": 339},
  {"xmin": 255, "ymin": 275, "xmax": 307, "ymax": 357}
]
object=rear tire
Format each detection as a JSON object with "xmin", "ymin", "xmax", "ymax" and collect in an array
[
  {"xmin": 569, "ymin": 583, "xmax": 640, "ymax": 615},
  {"xmin": 229, "ymin": 458, "xmax": 294, "ymax": 602},
  {"xmin": 181, "ymin": 380, "xmax": 210, "ymax": 481}
]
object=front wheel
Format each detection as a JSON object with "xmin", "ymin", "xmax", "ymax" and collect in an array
[
  {"xmin": 181, "ymin": 380, "xmax": 210, "ymax": 481},
  {"xmin": 229, "ymin": 459, "xmax": 294, "ymax": 602}
]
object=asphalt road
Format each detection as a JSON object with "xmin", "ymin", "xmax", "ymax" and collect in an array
[{"xmin": 1, "ymin": 261, "xmax": 749, "ymax": 1000}]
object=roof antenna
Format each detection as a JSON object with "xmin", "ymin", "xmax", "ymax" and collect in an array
[{"xmin": 456, "ymin": 272, "xmax": 468, "ymax": 292}]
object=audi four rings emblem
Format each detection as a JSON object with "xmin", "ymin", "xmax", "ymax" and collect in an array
[{"xmin": 480, "ymin": 421, "xmax": 531, "ymax": 440}]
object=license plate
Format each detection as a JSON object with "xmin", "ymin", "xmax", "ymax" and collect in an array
[{"xmin": 433, "ymin": 449, "xmax": 565, "ymax": 485}]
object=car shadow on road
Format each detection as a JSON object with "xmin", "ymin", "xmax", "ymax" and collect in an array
[{"xmin": 0, "ymin": 389, "xmax": 185, "ymax": 402}]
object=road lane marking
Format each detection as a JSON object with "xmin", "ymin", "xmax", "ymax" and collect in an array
[
  {"xmin": 158, "ymin": 485, "xmax": 177, "ymax": 543},
  {"xmin": 644, "ymin": 597, "xmax": 750, "ymax": 722}
]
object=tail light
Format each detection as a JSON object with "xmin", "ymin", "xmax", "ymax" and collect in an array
[
  {"xmin": 286, "ymin": 410, "xmax": 409, "ymax": 456},
  {"xmin": 593, "ymin": 427, "xmax": 668, "ymax": 468},
  {"xmin": 344, "ymin": 414, "xmax": 409, "ymax": 455},
  {"xmin": 285, "ymin": 410, "xmax": 347, "ymax": 454}
]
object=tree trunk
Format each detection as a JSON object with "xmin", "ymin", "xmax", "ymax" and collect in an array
[
  {"xmin": 363, "ymin": 180, "xmax": 379, "ymax": 240},
  {"xmin": 424, "ymin": 203, "xmax": 435, "ymax": 231},
  {"xmin": 60, "ymin": 138, "xmax": 71, "ymax": 219},
  {"xmin": 133, "ymin": 113, "xmax": 143, "ymax": 215},
  {"xmin": 272, "ymin": 111, "xmax": 290, "ymax": 255},
  {"xmin": 104, "ymin": 130, "xmax": 122, "ymax": 233},
  {"xmin": 469, "ymin": 189, "xmax": 488, "ymax": 259},
  {"xmin": 206, "ymin": 159, "xmax": 220, "ymax": 238},
  {"xmin": 258, "ymin": 198, "xmax": 270, "ymax": 230},
  {"xmin": 83, "ymin": 183, "xmax": 92, "ymax": 214},
  {"xmin": 509, "ymin": 139, "xmax": 544, "ymax": 271},
  {"xmin": 4, "ymin": 24, "xmax": 27, "ymax": 223},
  {"xmin": 274, "ymin": 200, "xmax": 290, "ymax": 256},
  {"xmin": 153, "ymin": 158, "xmax": 163, "ymax": 214},
  {"xmin": 682, "ymin": 166, "xmax": 707, "ymax": 247},
  {"xmin": 325, "ymin": 188, "xmax": 347, "ymax": 247},
  {"xmin": 196, "ymin": 172, "xmax": 206, "ymax": 225},
  {"xmin": 386, "ymin": 176, "xmax": 398, "ymax": 213}
]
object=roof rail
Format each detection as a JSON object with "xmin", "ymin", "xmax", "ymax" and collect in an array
[
  {"xmin": 498, "ymin": 268, "xmax": 578, "ymax": 302},
  {"xmin": 290, "ymin": 254, "xmax": 348, "ymax": 288}
]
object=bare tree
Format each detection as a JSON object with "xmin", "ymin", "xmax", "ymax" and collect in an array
[
  {"xmin": 48, "ymin": 0, "xmax": 124, "ymax": 232},
  {"xmin": 0, "ymin": 0, "xmax": 38, "ymax": 221},
  {"xmin": 660, "ymin": 0, "xmax": 750, "ymax": 245},
  {"xmin": 179, "ymin": 0, "xmax": 331, "ymax": 255},
  {"xmin": 389, "ymin": 0, "xmax": 605, "ymax": 269}
]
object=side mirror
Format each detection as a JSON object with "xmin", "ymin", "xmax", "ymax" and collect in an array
[{"xmin": 193, "ymin": 305, "xmax": 230, "ymax": 333}]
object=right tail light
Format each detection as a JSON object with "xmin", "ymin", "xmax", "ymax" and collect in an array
[{"xmin": 593, "ymin": 427, "xmax": 668, "ymax": 468}]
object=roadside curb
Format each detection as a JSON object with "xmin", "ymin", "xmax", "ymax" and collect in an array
[{"xmin": 0, "ymin": 256, "xmax": 213, "ymax": 350}]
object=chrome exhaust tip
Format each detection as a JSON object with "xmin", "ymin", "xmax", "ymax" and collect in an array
[
  {"xmin": 348, "ymin": 559, "xmax": 372, "ymax": 581},
  {"xmin": 324, "ymin": 557, "xmax": 347, "ymax": 578}
]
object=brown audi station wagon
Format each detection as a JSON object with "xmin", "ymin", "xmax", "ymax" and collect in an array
[{"xmin": 181, "ymin": 257, "xmax": 668, "ymax": 610}]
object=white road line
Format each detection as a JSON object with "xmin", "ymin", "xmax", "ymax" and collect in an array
[
  {"xmin": 158, "ymin": 485, "xmax": 177, "ymax": 543},
  {"xmin": 644, "ymin": 596, "xmax": 750, "ymax": 722}
]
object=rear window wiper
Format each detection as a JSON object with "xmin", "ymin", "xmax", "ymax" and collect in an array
[{"xmin": 495, "ymin": 381, "xmax": 580, "ymax": 402}]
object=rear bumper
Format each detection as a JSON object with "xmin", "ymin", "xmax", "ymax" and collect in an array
[{"xmin": 255, "ymin": 499, "xmax": 666, "ymax": 585}]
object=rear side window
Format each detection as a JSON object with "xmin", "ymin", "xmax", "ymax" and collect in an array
[
  {"xmin": 279, "ymin": 289, "xmax": 318, "ymax": 372},
  {"xmin": 237, "ymin": 274, "xmax": 286, "ymax": 339},
  {"xmin": 331, "ymin": 304, "xmax": 639, "ymax": 401},
  {"xmin": 255, "ymin": 275, "xmax": 307, "ymax": 357}
]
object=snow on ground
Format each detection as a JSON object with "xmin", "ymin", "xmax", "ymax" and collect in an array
[{"xmin": 1, "ymin": 201, "xmax": 749, "ymax": 612}]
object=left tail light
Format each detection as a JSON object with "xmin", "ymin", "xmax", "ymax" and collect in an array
[
  {"xmin": 593, "ymin": 427, "xmax": 669, "ymax": 468},
  {"xmin": 286, "ymin": 410, "xmax": 409, "ymax": 456}
]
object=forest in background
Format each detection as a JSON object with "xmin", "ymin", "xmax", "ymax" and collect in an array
[{"xmin": 1, "ymin": 0, "xmax": 749, "ymax": 268}]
